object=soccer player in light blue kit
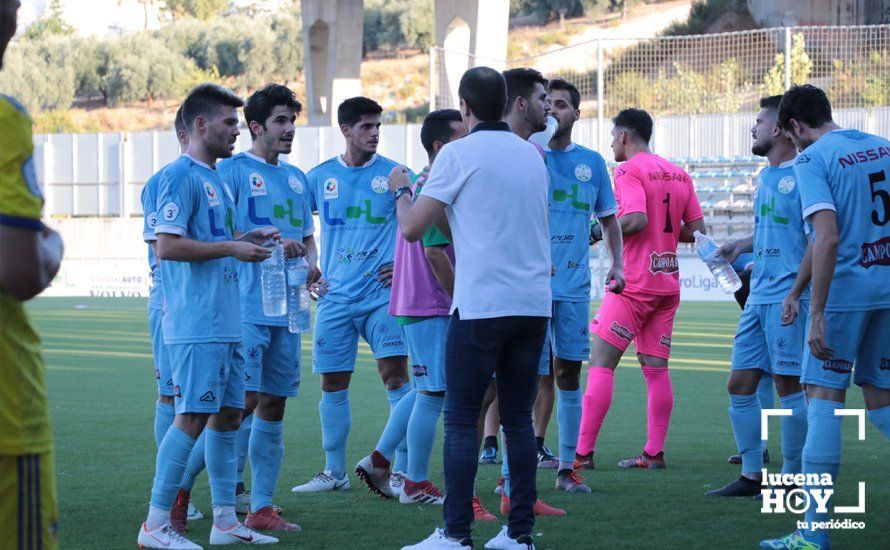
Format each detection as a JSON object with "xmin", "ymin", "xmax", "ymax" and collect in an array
[
  {"xmin": 541, "ymin": 78, "xmax": 624, "ymax": 494},
  {"xmin": 760, "ymin": 85, "xmax": 890, "ymax": 550},
  {"xmin": 141, "ymin": 106, "xmax": 189, "ymax": 448},
  {"xmin": 137, "ymin": 83, "xmax": 279, "ymax": 549},
  {"xmin": 218, "ymin": 83, "xmax": 316, "ymax": 532},
  {"xmin": 706, "ymin": 95, "xmax": 812, "ymax": 498},
  {"xmin": 291, "ymin": 97, "xmax": 410, "ymax": 494}
]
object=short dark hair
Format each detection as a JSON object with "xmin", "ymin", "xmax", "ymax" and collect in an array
[
  {"xmin": 420, "ymin": 109, "xmax": 463, "ymax": 155},
  {"xmin": 547, "ymin": 77, "xmax": 581, "ymax": 110},
  {"xmin": 777, "ymin": 84, "xmax": 833, "ymax": 131},
  {"xmin": 337, "ymin": 96, "xmax": 383, "ymax": 127},
  {"xmin": 243, "ymin": 83, "xmax": 302, "ymax": 139},
  {"xmin": 759, "ymin": 95, "xmax": 783, "ymax": 112},
  {"xmin": 181, "ymin": 83, "xmax": 243, "ymax": 132},
  {"xmin": 612, "ymin": 108, "xmax": 653, "ymax": 144},
  {"xmin": 458, "ymin": 66, "xmax": 507, "ymax": 122},
  {"xmin": 174, "ymin": 105, "xmax": 186, "ymax": 134},
  {"xmin": 503, "ymin": 67, "xmax": 547, "ymax": 115}
]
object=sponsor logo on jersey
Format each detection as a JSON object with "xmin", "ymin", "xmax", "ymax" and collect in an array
[
  {"xmin": 567, "ymin": 260, "xmax": 583, "ymax": 270},
  {"xmin": 647, "ymin": 171, "xmax": 690, "ymax": 183},
  {"xmin": 860, "ymin": 236, "xmax": 890, "ymax": 268},
  {"xmin": 551, "ymin": 234, "xmax": 575, "ymax": 244},
  {"xmin": 249, "ymin": 172, "xmax": 267, "ymax": 196},
  {"xmin": 660, "ymin": 335, "xmax": 672, "ymax": 348},
  {"xmin": 288, "ymin": 175, "xmax": 304, "ymax": 194},
  {"xmin": 552, "ymin": 185, "xmax": 590, "ymax": 210},
  {"xmin": 371, "ymin": 175, "xmax": 389, "ymax": 193},
  {"xmin": 775, "ymin": 337, "xmax": 788, "ymax": 350},
  {"xmin": 246, "ymin": 346, "xmax": 259, "ymax": 363},
  {"xmin": 383, "ymin": 339, "xmax": 404, "ymax": 348},
  {"xmin": 649, "ymin": 251, "xmax": 679, "ymax": 275},
  {"xmin": 822, "ymin": 359, "xmax": 853, "ymax": 374},
  {"xmin": 758, "ymin": 248, "xmax": 781, "ymax": 258},
  {"xmin": 880, "ymin": 358, "xmax": 890, "ymax": 371},
  {"xmin": 609, "ymin": 321, "xmax": 634, "ymax": 341},
  {"xmin": 574, "ymin": 164, "xmax": 592, "ymax": 182},
  {"xmin": 413, "ymin": 364, "xmax": 428, "ymax": 377},
  {"xmin": 222, "ymin": 265, "xmax": 238, "ymax": 284},
  {"xmin": 796, "ymin": 154, "xmax": 811, "ymax": 165},
  {"xmin": 776, "ymin": 360, "xmax": 799, "ymax": 368},
  {"xmin": 204, "ymin": 181, "xmax": 221, "ymax": 206},
  {"xmin": 324, "ymin": 178, "xmax": 339, "ymax": 200},
  {"xmin": 837, "ymin": 146, "xmax": 890, "ymax": 169},
  {"xmin": 199, "ymin": 391, "xmax": 215, "ymax": 403},
  {"xmin": 760, "ymin": 198, "xmax": 789, "ymax": 225},
  {"xmin": 777, "ymin": 176, "xmax": 795, "ymax": 194},
  {"xmin": 346, "ymin": 200, "xmax": 387, "ymax": 224},
  {"xmin": 162, "ymin": 202, "xmax": 180, "ymax": 221},
  {"xmin": 336, "ymin": 246, "xmax": 380, "ymax": 264}
]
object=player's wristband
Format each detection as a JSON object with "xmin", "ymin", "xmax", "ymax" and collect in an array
[
  {"xmin": 393, "ymin": 186, "xmax": 412, "ymax": 201},
  {"xmin": 589, "ymin": 222, "xmax": 603, "ymax": 244}
]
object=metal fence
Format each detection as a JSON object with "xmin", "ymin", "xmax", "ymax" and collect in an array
[{"xmin": 431, "ymin": 24, "xmax": 890, "ymax": 122}]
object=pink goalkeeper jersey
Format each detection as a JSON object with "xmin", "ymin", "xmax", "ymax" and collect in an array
[{"xmin": 615, "ymin": 152, "xmax": 703, "ymax": 296}]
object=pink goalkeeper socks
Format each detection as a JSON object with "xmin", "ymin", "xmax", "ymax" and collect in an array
[
  {"xmin": 642, "ymin": 366, "xmax": 674, "ymax": 456},
  {"xmin": 577, "ymin": 367, "xmax": 615, "ymax": 456}
]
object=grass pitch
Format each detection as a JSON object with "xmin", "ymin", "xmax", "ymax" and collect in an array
[{"xmin": 29, "ymin": 298, "xmax": 886, "ymax": 549}]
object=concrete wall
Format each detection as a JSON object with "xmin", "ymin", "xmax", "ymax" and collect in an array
[{"xmin": 748, "ymin": 0, "xmax": 890, "ymax": 26}]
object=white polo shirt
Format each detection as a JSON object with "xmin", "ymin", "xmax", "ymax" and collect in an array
[{"xmin": 422, "ymin": 122, "xmax": 552, "ymax": 320}]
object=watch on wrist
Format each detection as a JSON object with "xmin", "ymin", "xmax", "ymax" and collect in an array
[{"xmin": 393, "ymin": 186, "xmax": 412, "ymax": 201}]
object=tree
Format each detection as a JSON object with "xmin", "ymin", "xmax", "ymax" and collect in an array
[
  {"xmin": 163, "ymin": 0, "xmax": 229, "ymax": 20},
  {"xmin": 22, "ymin": 0, "xmax": 73, "ymax": 40},
  {"xmin": 763, "ymin": 33, "xmax": 813, "ymax": 96}
]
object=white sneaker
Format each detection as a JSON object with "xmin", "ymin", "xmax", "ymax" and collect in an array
[
  {"xmin": 484, "ymin": 525, "xmax": 535, "ymax": 550},
  {"xmin": 209, "ymin": 522, "xmax": 278, "ymax": 545},
  {"xmin": 137, "ymin": 522, "xmax": 202, "ymax": 549},
  {"xmin": 291, "ymin": 470, "xmax": 350, "ymax": 493},
  {"xmin": 390, "ymin": 471, "xmax": 406, "ymax": 496},
  {"xmin": 235, "ymin": 491, "xmax": 251, "ymax": 515},
  {"xmin": 187, "ymin": 502, "xmax": 204, "ymax": 521},
  {"xmin": 355, "ymin": 454, "xmax": 395, "ymax": 498},
  {"xmin": 402, "ymin": 527, "xmax": 472, "ymax": 549}
]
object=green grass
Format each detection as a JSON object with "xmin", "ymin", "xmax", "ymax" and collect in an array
[{"xmin": 30, "ymin": 298, "xmax": 887, "ymax": 549}]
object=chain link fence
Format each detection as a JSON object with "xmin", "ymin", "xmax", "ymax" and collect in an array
[{"xmin": 431, "ymin": 24, "xmax": 890, "ymax": 119}]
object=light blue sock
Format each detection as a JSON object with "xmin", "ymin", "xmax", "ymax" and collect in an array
[
  {"xmin": 757, "ymin": 376, "xmax": 774, "ymax": 451},
  {"xmin": 377, "ymin": 384, "xmax": 415, "ymax": 463},
  {"xmin": 867, "ymin": 404, "xmax": 890, "ymax": 439},
  {"xmin": 150, "ymin": 427, "xmax": 196, "ymax": 509},
  {"xmin": 802, "ymin": 398, "xmax": 842, "ymax": 541},
  {"xmin": 154, "ymin": 401, "xmax": 175, "ymax": 448},
  {"xmin": 248, "ymin": 417, "xmax": 284, "ymax": 513},
  {"xmin": 500, "ymin": 432, "xmax": 510, "ymax": 498},
  {"xmin": 205, "ymin": 428, "xmax": 238, "ymax": 507},
  {"xmin": 728, "ymin": 393, "xmax": 762, "ymax": 476},
  {"xmin": 180, "ymin": 431, "xmax": 206, "ymax": 491},
  {"xmin": 779, "ymin": 391, "xmax": 808, "ymax": 474},
  {"xmin": 237, "ymin": 413, "xmax": 252, "ymax": 485},
  {"xmin": 557, "ymin": 389, "xmax": 583, "ymax": 466},
  {"xmin": 406, "ymin": 393, "xmax": 444, "ymax": 482},
  {"xmin": 320, "ymin": 389, "xmax": 350, "ymax": 478}
]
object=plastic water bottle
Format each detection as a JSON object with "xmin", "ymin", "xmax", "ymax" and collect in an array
[
  {"xmin": 261, "ymin": 241, "xmax": 287, "ymax": 317},
  {"xmin": 694, "ymin": 231, "xmax": 742, "ymax": 294},
  {"xmin": 286, "ymin": 257, "xmax": 311, "ymax": 333}
]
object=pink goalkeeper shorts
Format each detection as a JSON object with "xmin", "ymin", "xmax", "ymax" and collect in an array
[{"xmin": 590, "ymin": 289, "xmax": 680, "ymax": 360}]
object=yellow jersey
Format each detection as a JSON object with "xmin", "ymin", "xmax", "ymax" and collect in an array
[{"xmin": 0, "ymin": 94, "xmax": 52, "ymax": 456}]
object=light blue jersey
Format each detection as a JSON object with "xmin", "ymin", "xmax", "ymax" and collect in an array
[
  {"xmin": 154, "ymin": 155, "xmax": 241, "ymax": 343},
  {"xmin": 749, "ymin": 161, "xmax": 810, "ymax": 305},
  {"xmin": 141, "ymin": 167, "xmax": 170, "ymax": 312},
  {"xmin": 796, "ymin": 129, "xmax": 890, "ymax": 311},
  {"xmin": 306, "ymin": 154, "xmax": 401, "ymax": 303},
  {"xmin": 546, "ymin": 144, "xmax": 617, "ymax": 301},
  {"xmin": 219, "ymin": 152, "xmax": 315, "ymax": 326}
]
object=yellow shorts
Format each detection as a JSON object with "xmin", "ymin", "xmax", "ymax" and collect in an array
[{"xmin": 0, "ymin": 453, "xmax": 58, "ymax": 550}]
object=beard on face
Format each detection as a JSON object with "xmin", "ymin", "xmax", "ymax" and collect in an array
[{"xmin": 751, "ymin": 138, "xmax": 772, "ymax": 157}]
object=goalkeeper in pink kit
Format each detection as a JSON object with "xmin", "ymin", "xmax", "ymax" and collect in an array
[{"xmin": 576, "ymin": 109, "xmax": 706, "ymax": 470}]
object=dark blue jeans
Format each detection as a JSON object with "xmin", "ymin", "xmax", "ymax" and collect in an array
[{"xmin": 443, "ymin": 311, "xmax": 547, "ymax": 540}]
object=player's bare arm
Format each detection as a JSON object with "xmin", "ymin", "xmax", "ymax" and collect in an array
[
  {"xmin": 303, "ymin": 234, "xmax": 321, "ymax": 284},
  {"xmin": 424, "ymin": 245, "xmax": 455, "ymax": 297},
  {"xmin": 807, "ymin": 210, "xmax": 838, "ymax": 360},
  {"xmin": 0, "ymin": 224, "xmax": 64, "ymax": 301},
  {"xmin": 599, "ymin": 214, "xmax": 625, "ymax": 294},
  {"xmin": 716, "ymin": 234, "xmax": 754, "ymax": 265},
  {"xmin": 388, "ymin": 165, "xmax": 447, "ymax": 242},
  {"xmin": 678, "ymin": 218, "xmax": 707, "ymax": 242},
  {"xmin": 781, "ymin": 240, "xmax": 814, "ymax": 326},
  {"xmin": 618, "ymin": 211, "xmax": 647, "ymax": 237},
  {"xmin": 157, "ymin": 233, "xmax": 271, "ymax": 263}
]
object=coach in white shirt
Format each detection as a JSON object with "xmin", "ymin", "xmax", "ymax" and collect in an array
[{"xmin": 390, "ymin": 66, "xmax": 552, "ymax": 550}]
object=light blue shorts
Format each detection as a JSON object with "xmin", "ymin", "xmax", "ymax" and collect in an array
[
  {"xmin": 168, "ymin": 342, "xmax": 245, "ymax": 414},
  {"xmin": 403, "ymin": 316, "xmax": 448, "ymax": 392},
  {"xmin": 240, "ymin": 324, "xmax": 301, "ymax": 398},
  {"xmin": 801, "ymin": 309, "xmax": 890, "ymax": 390},
  {"xmin": 731, "ymin": 302, "xmax": 808, "ymax": 376},
  {"xmin": 539, "ymin": 300, "xmax": 591, "ymax": 375},
  {"xmin": 148, "ymin": 307, "xmax": 175, "ymax": 397},
  {"xmin": 312, "ymin": 289, "xmax": 407, "ymax": 374}
]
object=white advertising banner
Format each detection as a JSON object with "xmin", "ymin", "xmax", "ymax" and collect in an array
[
  {"xmin": 590, "ymin": 257, "xmax": 733, "ymax": 302},
  {"xmin": 44, "ymin": 259, "xmax": 151, "ymax": 298}
]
